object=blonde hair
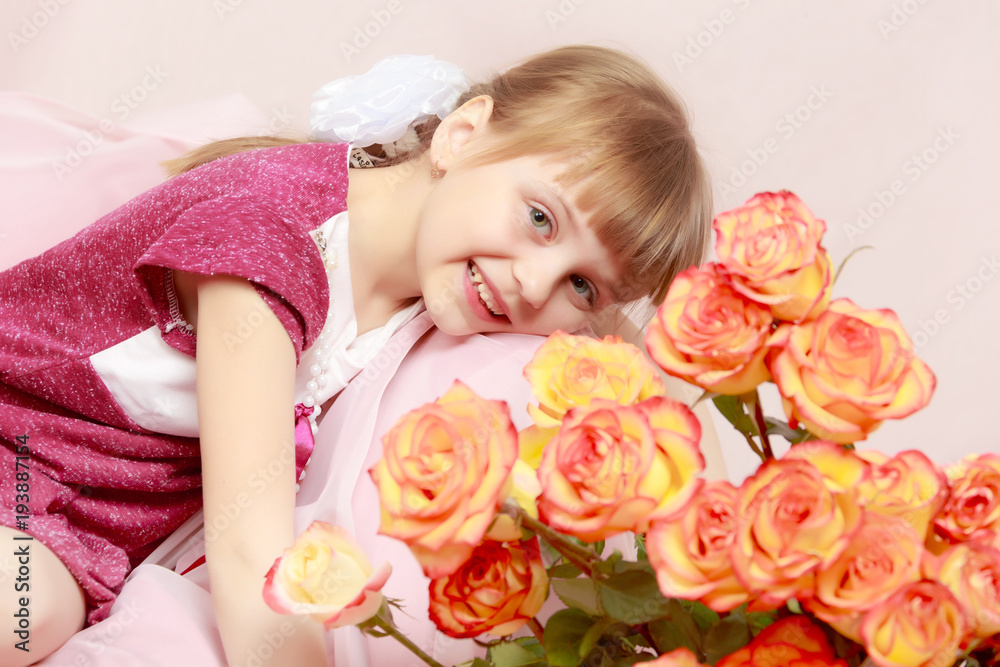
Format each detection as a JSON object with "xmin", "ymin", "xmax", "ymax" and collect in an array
[{"xmin": 164, "ymin": 45, "xmax": 712, "ymax": 306}]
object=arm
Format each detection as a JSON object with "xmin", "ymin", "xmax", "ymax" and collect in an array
[{"xmin": 187, "ymin": 272, "xmax": 327, "ymax": 667}]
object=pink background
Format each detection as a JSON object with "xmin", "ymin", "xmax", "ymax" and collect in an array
[{"xmin": 1, "ymin": 0, "xmax": 996, "ymax": 482}]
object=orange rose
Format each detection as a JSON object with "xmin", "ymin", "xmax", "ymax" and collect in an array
[
  {"xmin": 646, "ymin": 480, "xmax": 748, "ymax": 612},
  {"xmin": 645, "ymin": 264, "xmax": 774, "ymax": 395},
  {"xmin": 857, "ymin": 450, "xmax": 949, "ymax": 542},
  {"xmin": 537, "ymin": 396, "xmax": 704, "ymax": 542},
  {"xmin": 645, "ymin": 648, "xmax": 709, "ymax": 666},
  {"xmin": 732, "ymin": 458, "xmax": 863, "ymax": 606},
  {"xmin": 768, "ymin": 298, "xmax": 937, "ymax": 443},
  {"xmin": 934, "ymin": 453, "xmax": 1000, "ymax": 544},
  {"xmin": 263, "ymin": 522, "xmax": 390, "ymax": 629},
  {"xmin": 428, "ymin": 537, "xmax": 548, "ymax": 638},
  {"xmin": 523, "ymin": 330, "xmax": 665, "ymax": 429},
  {"xmin": 808, "ymin": 513, "xmax": 923, "ymax": 642},
  {"xmin": 369, "ymin": 380, "xmax": 518, "ymax": 578},
  {"xmin": 860, "ymin": 581, "xmax": 967, "ymax": 667},
  {"xmin": 925, "ymin": 541, "xmax": 1000, "ymax": 638},
  {"xmin": 716, "ymin": 615, "xmax": 847, "ymax": 667},
  {"xmin": 713, "ymin": 191, "xmax": 832, "ymax": 322}
]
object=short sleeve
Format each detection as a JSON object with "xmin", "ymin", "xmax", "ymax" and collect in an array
[{"xmin": 133, "ymin": 196, "xmax": 329, "ymax": 362}]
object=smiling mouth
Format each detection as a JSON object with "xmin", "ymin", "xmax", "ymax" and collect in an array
[{"xmin": 467, "ymin": 261, "xmax": 506, "ymax": 318}]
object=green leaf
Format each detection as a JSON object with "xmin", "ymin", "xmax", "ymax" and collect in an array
[
  {"xmin": 634, "ymin": 533, "xmax": 647, "ymax": 560},
  {"xmin": 578, "ymin": 617, "xmax": 621, "ymax": 659},
  {"xmin": 712, "ymin": 395, "xmax": 759, "ymax": 438},
  {"xmin": 552, "ymin": 577, "xmax": 603, "ymax": 616},
  {"xmin": 549, "ymin": 562, "xmax": 584, "ymax": 578},
  {"xmin": 488, "ymin": 640, "xmax": 547, "ymax": 667},
  {"xmin": 787, "ymin": 598, "xmax": 803, "ymax": 614},
  {"xmin": 746, "ymin": 611, "xmax": 776, "ymax": 637},
  {"xmin": 680, "ymin": 600, "xmax": 720, "ymax": 634},
  {"xmin": 594, "ymin": 540, "xmax": 606, "ymax": 556},
  {"xmin": 648, "ymin": 616, "xmax": 700, "ymax": 656},
  {"xmin": 544, "ymin": 608, "xmax": 594, "ymax": 667},
  {"xmin": 703, "ymin": 614, "xmax": 751, "ymax": 665},
  {"xmin": 595, "ymin": 550, "xmax": 625, "ymax": 576},
  {"xmin": 597, "ymin": 568, "xmax": 673, "ymax": 623},
  {"xmin": 459, "ymin": 660, "xmax": 493, "ymax": 667},
  {"xmin": 512, "ymin": 637, "xmax": 547, "ymax": 658},
  {"xmin": 763, "ymin": 417, "xmax": 813, "ymax": 444}
]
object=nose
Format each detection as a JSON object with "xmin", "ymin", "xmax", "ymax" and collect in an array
[{"xmin": 512, "ymin": 254, "xmax": 563, "ymax": 310}]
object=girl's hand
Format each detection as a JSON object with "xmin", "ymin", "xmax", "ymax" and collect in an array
[{"xmin": 190, "ymin": 273, "xmax": 327, "ymax": 667}]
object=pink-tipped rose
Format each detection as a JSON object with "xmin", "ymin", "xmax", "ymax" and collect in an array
[
  {"xmin": 369, "ymin": 380, "xmax": 518, "ymax": 578},
  {"xmin": 428, "ymin": 537, "xmax": 548, "ymax": 638},
  {"xmin": 731, "ymin": 458, "xmax": 862, "ymax": 607},
  {"xmin": 263, "ymin": 522, "xmax": 390, "ymax": 629},
  {"xmin": 537, "ymin": 396, "xmax": 704, "ymax": 542},
  {"xmin": 768, "ymin": 298, "xmax": 936, "ymax": 443},
  {"xmin": 713, "ymin": 191, "xmax": 832, "ymax": 322},
  {"xmin": 646, "ymin": 480, "xmax": 748, "ymax": 612},
  {"xmin": 645, "ymin": 264, "xmax": 774, "ymax": 395}
]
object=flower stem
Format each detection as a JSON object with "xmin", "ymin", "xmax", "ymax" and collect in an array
[
  {"xmin": 370, "ymin": 616, "xmax": 447, "ymax": 667},
  {"xmin": 527, "ymin": 617, "xmax": 545, "ymax": 644},
  {"xmin": 749, "ymin": 390, "xmax": 774, "ymax": 460},
  {"xmin": 503, "ymin": 504, "xmax": 602, "ymax": 579}
]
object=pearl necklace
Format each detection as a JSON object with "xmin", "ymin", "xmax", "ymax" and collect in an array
[
  {"xmin": 304, "ymin": 227, "xmax": 339, "ymax": 436},
  {"xmin": 296, "ymin": 227, "xmax": 338, "ymax": 489}
]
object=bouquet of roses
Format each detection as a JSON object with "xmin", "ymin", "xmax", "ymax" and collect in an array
[{"xmin": 262, "ymin": 192, "xmax": 1000, "ymax": 667}]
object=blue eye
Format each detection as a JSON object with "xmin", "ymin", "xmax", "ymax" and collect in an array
[{"xmin": 529, "ymin": 206, "xmax": 552, "ymax": 237}]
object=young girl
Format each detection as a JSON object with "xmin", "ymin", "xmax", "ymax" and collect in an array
[{"xmin": 0, "ymin": 45, "xmax": 711, "ymax": 666}]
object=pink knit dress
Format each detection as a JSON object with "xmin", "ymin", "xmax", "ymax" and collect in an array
[{"xmin": 0, "ymin": 141, "xmax": 353, "ymax": 625}]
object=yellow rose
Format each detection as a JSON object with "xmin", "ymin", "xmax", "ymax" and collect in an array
[
  {"xmin": 537, "ymin": 396, "xmax": 704, "ymax": 542},
  {"xmin": 646, "ymin": 480, "xmax": 748, "ymax": 612},
  {"xmin": 369, "ymin": 380, "xmax": 518, "ymax": 578},
  {"xmin": 732, "ymin": 458, "xmax": 863, "ymax": 607},
  {"xmin": 713, "ymin": 191, "xmax": 832, "ymax": 322},
  {"xmin": 933, "ymin": 453, "xmax": 1000, "ymax": 544},
  {"xmin": 768, "ymin": 298, "xmax": 937, "ymax": 443},
  {"xmin": 808, "ymin": 513, "xmax": 923, "ymax": 642},
  {"xmin": 523, "ymin": 330, "xmax": 665, "ymax": 429},
  {"xmin": 857, "ymin": 449, "xmax": 949, "ymax": 542},
  {"xmin": 428, "ymin": 537, "xmax": 548, "ymax": 638},
  {"xmin": 645, "ymin": 263, "xmax": 774, "ymax": 395},
  {"xmin": 925, "ymin": 541, "xmax": 1000, "ymax": 638},
  {"xmin": 263, "ymin": 522, "xmax": 390, "ymax": 629},
  {"xmin": 860, "ymin": 581, "xmax": 967, "ymax": 667}
]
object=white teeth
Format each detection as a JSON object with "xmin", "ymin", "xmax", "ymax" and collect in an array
[{"xmin": 468, "ymin": 262, "xmax": 503, "ymax": 316}]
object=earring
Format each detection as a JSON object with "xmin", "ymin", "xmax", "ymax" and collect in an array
[{"xmin": 431, "ymin": 162, "xmax": 444, "ymax": 179}]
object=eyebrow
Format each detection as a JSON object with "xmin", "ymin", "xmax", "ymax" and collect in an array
[{"xmin": 540, "ymin": 182, "xmax": 627, "ymax": 307}]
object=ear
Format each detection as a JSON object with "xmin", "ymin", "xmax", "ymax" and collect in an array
[{"xmin": 430, "ymin": 95, "xmax": 494, "ymax": 170}]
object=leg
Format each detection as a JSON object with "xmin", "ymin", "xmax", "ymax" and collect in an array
[{"xmin": 0, "ymin": 525, "xmax": 86, "ymax": 667}]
